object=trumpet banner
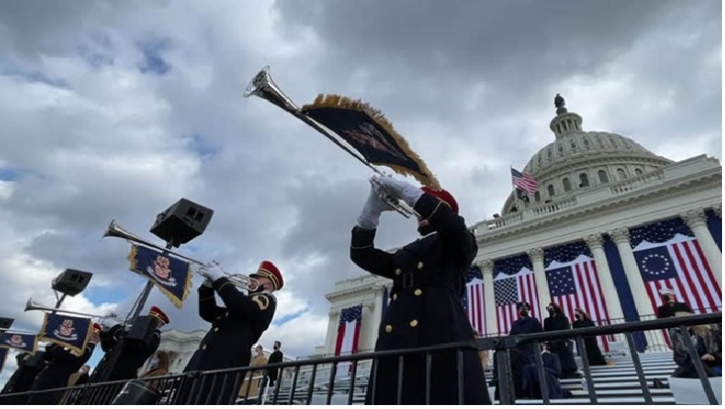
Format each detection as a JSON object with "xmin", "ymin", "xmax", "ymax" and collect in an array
[
  {"xmin": 301, "ymin": 94, "xmax": 441, "ymax": 190},
  {"xmin": 39, "ymin": 313, "xmax": 92, "ymax": 355},
  {"xmin": 127, "ymin": 244, "xmax": 193, "ymax": 309},
  {"xmin": 0, "ymin": 331, "xmax": 38, "ymax": 353}
]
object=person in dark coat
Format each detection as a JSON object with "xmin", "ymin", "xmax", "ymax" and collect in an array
[
  {"xmin": 543, "ymin": 303, "xmax": 578, "ymax": 378},
  {"xmin": 509, "ymin": 301, "xmax": 543, "ymax": 360},
  {"xmin": 0, "ymin": 351, "xmax": 44, "ymax": 405},
  {"xmin": 656, "ymin": 288, "xmax": 693, "ymax": 318},
  {"xmin": 177, "ymin": 260, "xmax": 283, "ymax": 405},
  {"xmin": 350, "ymin": 175, "xmax": 491, "ymax": 405},
  {"xmin": 572, "ymin": 308, "xmax": 608, "ymax": 366},
  {"xmin": 520, "ymin": 343, "xmax": 573, "ymax": 399},
  {"xmin": 26, "ymin": 325, "xmax": 99, "ymax": 405},
  {"xmin": 266, "ymin": 340, "xmax": 284, "ymax": 387},
  {"xmin": 89, "ymin": 306, "xmax": 169, "ymax": 384}
]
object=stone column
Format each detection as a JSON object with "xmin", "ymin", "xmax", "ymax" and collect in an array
[
  {"xmin": 325, "ymin": 310, "xmax": 339, "ymax": 356},
  {"xmin": 681, "ymin": 209, "xmax": 722, "ymax": 288},
  {"xmin": 479, "ymin": 259, "xmax": 498, "ymax": 336},
  {"xmin": 584, "ymin": 234, "xmax": 625, "ymax": 321},
  {"xmin": 527, "ymin": 247, "xmax": 551, "ymax": 316},
  {"xmin": 608, "ymin": 228, "xmax": 655, "ymax": 317}
]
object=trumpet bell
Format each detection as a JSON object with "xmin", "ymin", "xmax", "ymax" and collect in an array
[{"xmin": 243, "ymin": 65, "xmax": 300, "ymax": 112}]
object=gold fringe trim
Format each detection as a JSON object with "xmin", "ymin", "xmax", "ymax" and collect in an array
[
  {"xmin": 302, "ymin": 94, "xmax": 442, "ymax": 190},
  {"xmin": 38, "ymin": 314, "xmax": 91, "ymax": 356},
  {"xmin": 127, "ymin": 244, "xmax": 193, "ymax": 310}
]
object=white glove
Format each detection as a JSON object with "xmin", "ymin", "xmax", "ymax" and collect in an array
[
  {"xmin": 357, "ymin": 185, "xmax": 394, "ymax": 229},
  {"xmin": 201, "ymin": 278, "xmax": 213, "ymax": 288},
  {"xmin": 99, "ymin": 318, "xmax": 117, "ymax": 329},
  {"xmin": 197, "ymin": 262, "xmax": 226, "ymax": 283},
  {"xmin": 371, "ymin": 175, "xmax": 423, "ymax": 208}
]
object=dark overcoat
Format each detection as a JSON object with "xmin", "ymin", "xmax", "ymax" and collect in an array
[
  {"xmin": 89, "ymin": 321, "xmax": 161, "ymax": 383},
  {"xmin": 350, "ymin": 193, "xmax": 491, "ymax": 405},
  {"xmin": 179, "ymin": 278, "xmax": 276, "ymax": 405},
  {"xmin": 543, "ymin": 314, "xmax": 578, "ymax": 377},
  {"xmin": 27, "ymin": 343, "xmax": 95, "ymax": 404},
  {"xmin": 509, "ymin": 315, "xmax": 543, "ymax": 359}
]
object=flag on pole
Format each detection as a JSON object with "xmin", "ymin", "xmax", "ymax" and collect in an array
[
  {"xmin": 335, "ymin": 305, "xmax": 363, "ymax": 376},
  {"xmin": 462, "ymin": 267, "xmax": 486, "ymax": 335},
  {"xmin": 493, "ymin": 269, "xmax": 541, "ymax": 334},
  {"xmin": 511, "ymin": 167, "xmax": 538, "ymax": 195}
]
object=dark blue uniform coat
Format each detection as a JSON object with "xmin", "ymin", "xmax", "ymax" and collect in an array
[
  {"xmin": 27, "ymin": 343, "xmax": 95, "ymax": 404},
  {"xmin": 350, "ymin": 193, "xmax": 491, "ymax": 405},
  {"xmin": 89, "ymin": 321, "xmax": 161, "ymax": 383},
  {"xmin": 179, "ymin": 277, "xmax": 276, "ymax": 405}
]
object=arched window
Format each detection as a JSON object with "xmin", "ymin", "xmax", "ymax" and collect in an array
[
  {"xmin": 563, "ymin": 178, "xmax": 572, "ymax": 192},
  {"xmin": 634, "ymin": 168, "xmax": 643, "ymax": 175},
  {"xmin": 547, "ymin": 184, "xmax": 555, "ymax": 197},
  {"xmin": 598, "ymin": 170, "xmax": 609, "ymax": 183},
  {"xmin": 617, "ymin": 168, "xmax": 626, "ymax": 180},
  {"xmin": 534, "ymin": 191, "xmax": 541, "ymax": 202},
  {"xmin": 579, "ymin": 173, "xmax": 590, "ymax": 188}
]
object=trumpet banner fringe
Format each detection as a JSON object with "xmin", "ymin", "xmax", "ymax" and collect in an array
[{"xmin": 302, "ymin": 94, "xmax": 442, "ymax": 191}]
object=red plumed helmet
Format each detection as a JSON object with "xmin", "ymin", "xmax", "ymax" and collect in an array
[
  {"xmin": 252, "ymin": 260, "xmax": 284, "ymax": 291},
  {"xmin": 421, "ymin": 187, "xmax": 459, "ymax": 214}
]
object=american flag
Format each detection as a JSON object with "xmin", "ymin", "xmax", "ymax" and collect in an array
[
  {"xmin": 493, "ymin": 269, "xmax": 541, "ymax": 334},
  {"xmin": 463, "ymin": 267, "xmax": 486, "ymax": 335},
  {"xmin": 511, "ymin": 168, "xmax": 538, "ymax": 195},
  {"xmin": 546, "ymin": 258, "xmax": 613, "ymax": 352},
  {"xmin": 335, "ymin": 305, "xmax": 363, "ymax": 376},
  {"xmin": 633, "ymin": 238, "xmax": 721, "ymax": 314}
]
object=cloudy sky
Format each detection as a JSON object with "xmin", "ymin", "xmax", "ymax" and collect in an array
[{"xmin": 0, "ymin": 0, "xmax": 721, "ymax": 385}]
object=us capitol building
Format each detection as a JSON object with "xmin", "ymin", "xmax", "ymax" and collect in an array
[{"xmin": 313, "ymin": 96, "xmax": 722, "ymax": 357}]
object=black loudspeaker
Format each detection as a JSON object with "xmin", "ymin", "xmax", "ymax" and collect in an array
[
  {"xmin": 126, "ymin": 316, "xmax": 158, "ymax": 343},
  {"xmin": 0, "ymin": 317, "xmax": 14, "ymax": 330},
  {"xmin": 111, "ymin": 379, "xmax": 160, "ymax": 405},
  {"xmin": 149, "ymin": 198, "xmax": 214, "ymax": 248},
  {"xmin": 51, "ymin": 269, "xmax": 93, "ymax": 297}
]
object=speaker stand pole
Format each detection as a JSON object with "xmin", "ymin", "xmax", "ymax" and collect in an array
[
  {"xmin": 127, "ymin": 241, "xmax": 174, "ymax": 326},
  {"xmin": 54, "ymin": 294, "xmax": 68, "ymax": 310}
]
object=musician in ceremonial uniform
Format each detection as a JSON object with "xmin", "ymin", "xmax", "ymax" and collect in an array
[
  {"xmin": 350, "ymin": 176, "xmax": 491, "ymax": 405},
  {"xmin": 0, "ymin": 352, "xmax": 43, "ymax": 405},
  {"xmin": 89, "ymin": 306, "xmax": 169, "ymax": 383},
  {"xmin": 177, "ymin": 260, "xmax": 283, "ymax": 405},
  {"xmin": 26, "ymin": 323, "xmax": 100, "ymax": 405}
]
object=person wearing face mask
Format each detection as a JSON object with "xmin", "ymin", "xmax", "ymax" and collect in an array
[
  {"xmin": 572, "ymin": 309, "xmax": 609, "ymax": 366},
  {"xmin": 543, "ymin": 303, "xmax": 578, "ymax": 378},
  {"xmin": 509, "ymin": 301, "xmax": 543, "ymax": 360},
  {"xmin": 350, "ymin": 175, "xmax": 490, "ymax": 405},
  {"xmin": 177, "ymin": 260, "xmax": 283, "ymax": 405},
  {"xmin": 266, "ymin": 341, "xmax": 284, "ymax": 388}
]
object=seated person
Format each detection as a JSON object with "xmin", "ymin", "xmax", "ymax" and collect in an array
[
  {"xmin": 670, "ymin": 312, "xmax": 721, "ymax": 379},
  {"xmin": 520, "ymin": 343, "xmax": 572, "ymax": 400}
]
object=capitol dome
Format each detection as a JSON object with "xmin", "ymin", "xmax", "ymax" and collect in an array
[{"xmin": 502, "ymin": 95, "xmax": 674, "ymax": 215}]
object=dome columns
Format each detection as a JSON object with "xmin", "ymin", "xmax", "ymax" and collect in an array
[
  {"xmin": 526, "ymin": 247, "xmax": 552, "ymax": 315},
  {"xmin": 474, "ymin": 259, "xmax": 498, "ymax": 336},
  {"xmin": 583, "ymin": 234, "xmax": 624, "ymax": 320}
]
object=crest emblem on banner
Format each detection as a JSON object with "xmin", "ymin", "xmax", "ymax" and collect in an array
[
  {"xmin": 54, "ymin": 319, "xmax": 79, "ymax": 341},
  {"xmin": 148, "ymin": 254, "xmax": 177, "ymax": 286},
  {"xmin": 6, "ymin": 334, "xmax": 27, "ymax": 349}
]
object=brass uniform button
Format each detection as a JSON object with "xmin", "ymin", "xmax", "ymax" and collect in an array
[
  {"xmin": 201, "ymin": 345, "xmax": 207, "ymax": 350},
  {"xmin": 392, "ymin": 294, "xmax": 398, "ymax": 301},
  {"xmin": 414, "ymin": 289, "xmax": 422, "ymax": 296},
  {"xmin": 417, "ymin": 262, "xmax": 424, "ymax": 269},
  {"xmin": 410, "ymin": 320, "xmax": 418, "ymax": 328},
  {"xmin": 385, "ymin": 325, "xmax": 393, "ymax": 333},
  {"xmin": 213, "ymin": 327, "xmax": 219, "ymax": 332},
  {"xmin": 395, "ymin": 268, "xmax": 402, "ymax": 276}
]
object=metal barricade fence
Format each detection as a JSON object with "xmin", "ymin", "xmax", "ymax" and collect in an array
[{"xmin": 0, "ymin": 312, "xmax": 719, "ymax": 405}]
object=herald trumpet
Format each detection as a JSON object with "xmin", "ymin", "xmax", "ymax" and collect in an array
[
  {"xmin": 243, "ymin": 65, "xmax": 419, "ymax": 219},
  {"xmin": 24, "ymin": 298, "xmax": 123, "ymax": 324},
  {"xmin": 102, "ymin": 220, "xmax": 260, "ymax": 292}
]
